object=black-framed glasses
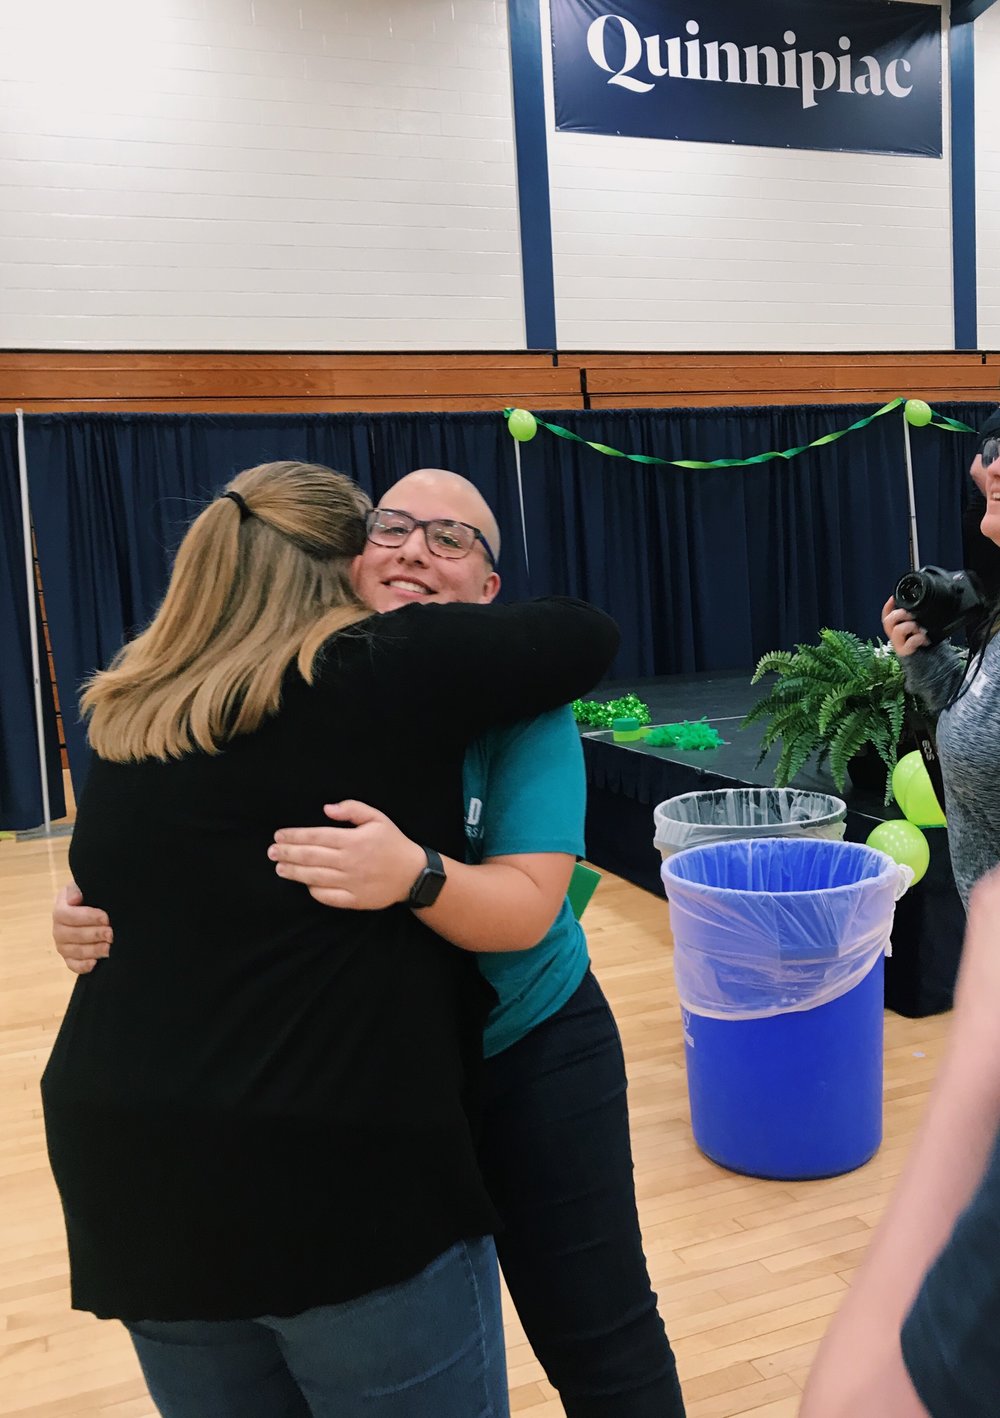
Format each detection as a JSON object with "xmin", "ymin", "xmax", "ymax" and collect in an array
[
  {"xmin": 364, "ymin": 508, "xmax": 498, "ymax": 569},
  {"xmin": 981, "ymin": 436, "xmax": 1000, "ymax": 469}
]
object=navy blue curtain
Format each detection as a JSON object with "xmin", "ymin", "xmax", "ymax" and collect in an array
[
  {"xmin": 27, "ymin": 414, "xmax": 374, "ymax": 792},
  {"xmin": 370, "ymin": 402, "xmax": 991, "ymax": 681},
  {"xmin": 23, "ymin": 401, "xmax": 993, "ymax": 795},
  {"xmin": 0, "ymin": 416, "xmax": 66, "ymax": 830}
]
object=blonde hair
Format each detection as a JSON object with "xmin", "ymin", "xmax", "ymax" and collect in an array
[{"xmin": 82, "ymin": 461, "xmax": 371, "ymax": 762}]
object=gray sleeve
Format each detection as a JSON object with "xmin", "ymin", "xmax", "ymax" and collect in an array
[
  {"xmin": 901, "ymin": 643, "xmax": 966, "ymax": 715},
  {"xmin": 901, "ymin": 1125, "xmax": 1000, "ymax": 1418}
]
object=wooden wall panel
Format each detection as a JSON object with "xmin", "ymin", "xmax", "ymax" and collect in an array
[
  {"xmin": 0, "ymin": 353, "xmax": 560, "ymax": 370},
  {"xmin": 584, "ymin": 366, "xmax": 1000, "ymax": 395},
  {"xmin": 571, "ymin": 352, "xmax": 998, "ymax": 407},
  {"xmin": 0, "ymin": 354, "xmax": 581, "ymax": 413},
  {"xmin": 0, "ymin": 397, "xmax": 583, "ymax": 414},
  {"xmin": 0, "ymin": 351, "xmax": 996, "ymax": 414},
  {"xmin": 571, "ymin": 352, "xmax": 991, "ymax": 367},
  {"xmin": 588, "ymin": 389, "xmax": 995, "ymax": 408},
  {"xmin": 2, "ymin": 368, "xmax": 580, "ymax": 402}
]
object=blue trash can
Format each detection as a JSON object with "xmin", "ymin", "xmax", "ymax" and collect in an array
[{"xmin": 661, "ymin": 837, "xmax": 906, "ymax": 1181}]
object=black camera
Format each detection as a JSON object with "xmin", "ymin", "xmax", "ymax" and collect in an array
[{"xmin": 893, "ymin": 566, "xmax": 987, "ymax": 644}]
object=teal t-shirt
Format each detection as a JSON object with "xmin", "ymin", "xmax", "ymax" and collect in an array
[{"xmin": 462, "ymin": 706, "xmax": 590, "ymax": 1059}]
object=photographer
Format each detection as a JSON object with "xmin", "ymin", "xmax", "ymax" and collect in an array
[
  {"xmin": 802, "ymin": 423, "xmax": 1000, "ymax": 1415},
  {"xmin": 881, "ymin": 429, "xmax": 1000, "ymax": 910}
]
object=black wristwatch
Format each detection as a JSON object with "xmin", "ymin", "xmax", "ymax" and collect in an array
[{"xmin": 407, "ymin": 846, "xmax": 447, "ymax": 909}]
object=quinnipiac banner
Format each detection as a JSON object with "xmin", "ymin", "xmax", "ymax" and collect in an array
[{"xmin": 550, "ymin": 0, "xmax": 942, "ymax": 158}]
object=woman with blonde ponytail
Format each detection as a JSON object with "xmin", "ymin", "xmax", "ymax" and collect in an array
[{"xmin": 42, "ymin": 460, "xmax": 619, "ymax": 1418}]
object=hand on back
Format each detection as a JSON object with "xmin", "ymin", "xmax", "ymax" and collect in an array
[
  {"xmin": 52, "ymin": 882, "xmax": 112, "ymax": 974},
  {"xmin": 269, "ymin": 802, "xmax": 426, "ymax": 910}
]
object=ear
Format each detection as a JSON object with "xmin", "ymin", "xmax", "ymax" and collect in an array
[
  {"xmin": 350, "ymin": 554, "xmax": 365, "ymax": 589},
  {"xmin": 480, "ymin": 571, "xmax": 501, "ymax": 604}
]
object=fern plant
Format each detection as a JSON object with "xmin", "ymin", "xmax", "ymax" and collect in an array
[{"xmin": 741, "ymin": 628, "xmax": 908, "ymax": 803}]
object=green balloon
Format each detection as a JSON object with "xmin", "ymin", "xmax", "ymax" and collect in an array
[
  {"xmin": 891, "ymin": 750, "xmax": 925, "ymax": 808},
  {"xmin": 507, "ymin": 408, "xmax": 538, "ymax": 442},
  {"xmin": 904, "ymin": 399, "xmax": 932, "ymax": 427},
  {"xmin": 900, "ymin": 768, "xmax": 947, "ymax": 828},
  {"xmin": 867, "ymin": 820, "xmax": 930, "ymax": 885}
]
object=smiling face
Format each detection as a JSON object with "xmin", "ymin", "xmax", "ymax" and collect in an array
[{"xmin": 354, "ymin": 469, "xmax": 501, "ymax": 612}]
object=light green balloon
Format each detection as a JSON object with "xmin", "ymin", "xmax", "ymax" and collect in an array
[
  {"xmin": 891, "ymin": 750, "xmax": 925, "ymax": 808},
  {"xmin": 867, "ymin": 820, "xmax": 930, "ymax": 886},
  {"xmin": 507, "ymin": 408, "xmax": 538, "ymax": 442},
  {"xmin": 901, "ymin": 768, "xmax": 947, "ymax": 828},
  {"xmin": 904, "ymin": 399, "xmax": 932, "ymax": 427}
]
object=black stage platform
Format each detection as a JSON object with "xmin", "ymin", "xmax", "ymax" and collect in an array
[{"xmin": 582, "ymin": 671, "xmax": 964, "ymax": 1018}]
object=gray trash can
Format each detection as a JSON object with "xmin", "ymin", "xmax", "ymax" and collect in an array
[{"xmin": 654, "ymin": 787, "xmax": 847, "ymax": 862}]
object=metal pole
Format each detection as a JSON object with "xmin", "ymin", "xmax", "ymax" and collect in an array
[
  {"xmin": 16, "ymin": 409, "xmax": 51, "ymax": 834},
  {"xmin": 514, "ymin": 439, "xmax": 531, "ymax": 580},
  {"xmin": 902, "ymin": 410, "xmax": 921, "ymax": 571}
]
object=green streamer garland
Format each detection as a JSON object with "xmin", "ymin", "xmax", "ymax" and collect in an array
[{"xmin": 503, "ymin": 401, "xmax": 975, "ymax": 471}]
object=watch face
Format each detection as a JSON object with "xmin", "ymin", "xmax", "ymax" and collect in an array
[
  {"xmin": 409, "ymin": 847, "xmax": 446, "ymax": 908},
  {"xmin": 412, "ymin": 868, "xmax": 446, "ymax": 908}
]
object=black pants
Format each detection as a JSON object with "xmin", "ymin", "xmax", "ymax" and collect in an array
[{"xmin": 480, "ymin": 970, "xmax": 686, "ymax": 1417}]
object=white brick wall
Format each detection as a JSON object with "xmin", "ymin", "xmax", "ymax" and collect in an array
[
  {"xmin": 976, "ymin": 3, "xmax": 1000, "ymax": 348},
  {"xmin": 0, "ymin": 0, "xmax": 977, "ymax": 354},
  {"xmin": 0, "ymin": 0, "xmax": 523, "ymax": 349},
  {"xmin": 541, "ymin": 0, "xmax": 953, "ymax": 352}
]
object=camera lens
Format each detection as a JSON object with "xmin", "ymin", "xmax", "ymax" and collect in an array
[{"xmin": 895, "ymin": 573, "xmax": 924, "ymax": 609}]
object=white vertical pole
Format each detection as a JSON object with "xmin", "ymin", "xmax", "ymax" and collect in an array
[
  {"xmin": 16, "ymin": 409, "xmax": 52, "ymax": 835},
  {"xmin": 514, "ymin": 439, "xmax": 530, "ymax": 580},
  {"xmin": 902, "ymin": 411, "xmax": 921, "ymax": 571}
]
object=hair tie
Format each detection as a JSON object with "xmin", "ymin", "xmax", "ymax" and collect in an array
[{"xmin": 223, "ymin": 489, "xmax": 251, "ymax": 521}]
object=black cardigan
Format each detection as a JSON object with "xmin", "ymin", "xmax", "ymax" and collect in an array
[{"xmin": 42, "ymin": 598, "xmax": 618, "ymax": 1321}]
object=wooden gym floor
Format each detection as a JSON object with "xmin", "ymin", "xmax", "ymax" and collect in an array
[{"xmin": 1, "ymin": 830, "xmax": 951, "ymax": 1418}]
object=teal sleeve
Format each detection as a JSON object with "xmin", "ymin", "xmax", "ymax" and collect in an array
[
  {"xmin": 466, "ymin": 708, "xmax": 593, "ymax": 1058},
  {"xmin": 476, "ymin": 708, "xmax": 586, "ymax": 861}
]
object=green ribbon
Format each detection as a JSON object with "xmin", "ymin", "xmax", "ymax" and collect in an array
[
  {"xmin": 503, "ymin": 400, "xmax": 976, "ymax": 469},
  {"xmin": 930, "ymin": 414, "xmax": 977, "ymax": 433}
]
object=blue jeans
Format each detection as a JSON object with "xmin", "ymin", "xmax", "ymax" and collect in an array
[
  {"xmin": 126, "ymin": 1237, "xmax": 508, "ymax": 1418},
  {"xmin": 481, "ymin": 970, "xmax": 685, "ymax": 1417}
]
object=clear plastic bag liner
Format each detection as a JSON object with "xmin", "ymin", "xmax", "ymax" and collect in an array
[
  {"xmin": 654, "ymin": 789, "xmax": 847, "ymax": 860},
  {"xmin": 661, "ymin": 838, "xmax": 908, "ymax": 1021}
]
